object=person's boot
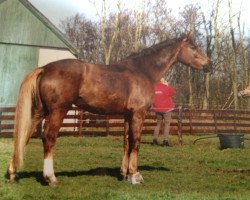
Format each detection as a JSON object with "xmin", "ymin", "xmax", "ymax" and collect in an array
[
  {"xmin": 152, "ymin": 139, "xmax": 158, "ymax": 145},
  {"xmin": 162, "ymin": 140, "xmax": 170, "ymax": 147}
]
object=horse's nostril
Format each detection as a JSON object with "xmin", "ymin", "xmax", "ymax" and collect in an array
[{"xmin": 238, "ymin": 92, "xmax": 246, "ymax": 98}]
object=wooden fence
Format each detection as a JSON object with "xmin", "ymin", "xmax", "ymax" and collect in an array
[{"xmin": 1, "ymin": 106, "xmax": 250, "ymax": 138}]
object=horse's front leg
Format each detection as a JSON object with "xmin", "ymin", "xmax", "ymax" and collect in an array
[
  {"xmin": 120, "ymin": 115, "xmax": 130, "ymax": 180},
  {"xmin": 127, "ymin": 110, "xmax": 145, "ymax": 184}
]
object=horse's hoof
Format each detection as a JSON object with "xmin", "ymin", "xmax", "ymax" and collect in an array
[
  {"xmin": 44, "ymin": 176, "xmax": 59, "ymax": 187},
  {"xmin": 48, "ymin": 180, "xmax": 59, "ymax": 187},
  {"xmin": 6, "ymin": 170, "xmax": 16, "ymax": 183},
  {"xmin": 9, "ymin": 176, "xmax": 16, "ymax": 183},
  {"xmin": 6, "ymin": 176, "xmax": 16, "ymax": 184},
  {"xmin": 127, "ymin": 172, "xmax": 144, "ymax": 184}
]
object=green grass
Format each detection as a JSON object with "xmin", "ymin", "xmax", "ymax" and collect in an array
[{"xmin": 0, "ymin": 135, "xmax": 250, "ymax": 200}]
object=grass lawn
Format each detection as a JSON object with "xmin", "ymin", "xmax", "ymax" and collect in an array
[{"xmin": 0, "ymin": 134, "xmax": 249, "ymax": 200}]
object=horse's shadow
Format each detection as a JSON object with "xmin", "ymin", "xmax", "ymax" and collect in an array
[{"xmin": 13, "ymin": 165, "xmax": 170, "ymax": 185}]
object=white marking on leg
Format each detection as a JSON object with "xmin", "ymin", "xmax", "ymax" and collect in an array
[
  {"xmin": 43, "ymin": 154, "xmax": 57, "ymax": 183},
  {"xmin": 127, "ymin": 172, "xmax": 144, "ymax": 184}
]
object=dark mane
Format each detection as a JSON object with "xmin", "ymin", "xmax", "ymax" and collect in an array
[
  {"xmin": 125, "ymin": 38, "xmax": 178, "ymax": 59},
  {"xmin": 125, "ymin": 35, "xmax": 196, "ymax": 60},
  {"xmin": 106, "ymin": 64, "xmax": 127, "ymax": 72}
]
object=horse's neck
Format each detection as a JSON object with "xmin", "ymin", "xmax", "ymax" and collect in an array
[{"xmin": 135, "ymin": 43, "xmax": 180, "ymax": 82}]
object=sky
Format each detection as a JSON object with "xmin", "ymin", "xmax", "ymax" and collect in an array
[{"xmin": 29, "ymin": 0, "xmax": 250, "ymax": 31}]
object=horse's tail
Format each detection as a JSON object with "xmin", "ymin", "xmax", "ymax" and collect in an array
[{"xmin": 13, "ymin": 67, "xmax": 44, "ymax": 168}]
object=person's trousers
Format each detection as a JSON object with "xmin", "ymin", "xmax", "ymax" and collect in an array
[{"xmin": 153, "ymin": 112, "xmax": 172, "ymax": 141}]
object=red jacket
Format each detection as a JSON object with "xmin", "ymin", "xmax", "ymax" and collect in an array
[{"xmin": 153, "ymin": 83, "xmax": 176, "ymax": 113}]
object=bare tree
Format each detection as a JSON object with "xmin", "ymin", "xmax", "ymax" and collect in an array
[
  {"xmin": 98, "ymin": 0, "xmax": 122, "ymax": 64},
  {"xmin": 236, "ymin": 11, "xmax": 250, "ymax": 108},
  {"xmin": 228, "ymin": 0, "xmax": 239, "ymax": 109},
  {"xmin": 60, "ymin": 14, "xmax": 99, "ymax": 62}
]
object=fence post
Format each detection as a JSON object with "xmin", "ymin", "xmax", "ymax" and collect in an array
[
  {"xmin": 78, "ymin": 110, "xmax": 83, "ymax": 136},
  {"xmin": 233, "ymin": 109, "xmax": 237, "ymax": 132},
  {"xmin": 213, "ymin": 110, "xmax": 218, "ymax": 134},
  {"xmin": 0, "ymin": 109, "xmax": 2, "ymax": 134},
  {"xmin": 177, "ymin": 106, "xmax": 183, "ymax": 144},
  {"xmin": 106, "ymin": 116, "xmax": 110, "ymax": 135},
  {"xmin": 189, "ymin": 108, "xmax": 193, "ymax": 134}
]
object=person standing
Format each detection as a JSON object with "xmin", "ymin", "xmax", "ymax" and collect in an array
[{"xmin": 152, "ymin": 78, "xmax": 176, "ymax": 146}]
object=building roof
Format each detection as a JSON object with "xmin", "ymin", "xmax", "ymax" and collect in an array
[{"xmin": 0, "ymin": 0, "xmax": 80, "ymax": 57}]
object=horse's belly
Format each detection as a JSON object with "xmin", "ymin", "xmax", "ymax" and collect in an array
[{"xmin": 75, "ymin": 95, "xmax": 126, "ymax": 114}]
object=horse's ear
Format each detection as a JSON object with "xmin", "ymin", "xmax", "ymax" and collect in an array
[
  {"xmin": 181, "ymin": 31, "xmax": 193, "ymax": 42},
  {"xmin": 187, "ymin": 31, "xmax": 193, "ymax": 39}
]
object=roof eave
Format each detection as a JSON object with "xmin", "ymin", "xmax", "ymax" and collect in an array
[{"xmin": 19, "ymin": 0, "xmax": 81, "ymax": 58}]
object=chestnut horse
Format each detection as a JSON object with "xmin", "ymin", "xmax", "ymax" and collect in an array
[{"xmin": 7, "ymin": 33, "xmax": 211, "ymax": 185}]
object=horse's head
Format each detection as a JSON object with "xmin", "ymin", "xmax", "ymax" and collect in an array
[
  {"xmin": 177, "ymin": 32, "xmax": 212, "ymax": 72},
  {"xmin": 238, "ymin": 85, "xmax": 250, "ymax": 98}
]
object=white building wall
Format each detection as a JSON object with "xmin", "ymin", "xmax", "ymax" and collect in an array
[{"xmin": 38, "ymin": 48, "xmax": 76, "ymax": 67}]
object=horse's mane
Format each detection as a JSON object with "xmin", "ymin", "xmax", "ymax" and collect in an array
[
  {"xmin": 124, "ymin": 34, "xmax": 196, "ymax": 60},
  {"xmin": 125, "ymin": 38, "xmax": 176, "ymax": 59},
  {"xmin": 125, "ymin": 38, "xmax": 177, "ymax": 59}
]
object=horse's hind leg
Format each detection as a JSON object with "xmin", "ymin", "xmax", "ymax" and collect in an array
[{"xmin": 42, "ymin": 108, "xmax": 68, "ymax": 186}]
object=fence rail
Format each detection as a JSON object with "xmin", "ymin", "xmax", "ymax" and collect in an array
[{"xmin": 1, "ymin": 106, "xmax": 250, "ymax": 138}]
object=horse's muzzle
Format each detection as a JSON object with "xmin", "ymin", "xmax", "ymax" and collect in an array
[{"xmin": 238, "ymin": 92, "xmax": 245, "ymax": 98}]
